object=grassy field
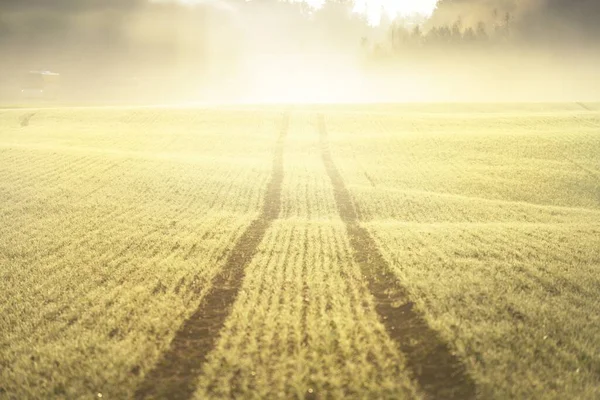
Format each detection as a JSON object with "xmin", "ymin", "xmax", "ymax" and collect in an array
[{"xmin": 0, "ymin": 104, "xmax": 599, "ymax": 399}]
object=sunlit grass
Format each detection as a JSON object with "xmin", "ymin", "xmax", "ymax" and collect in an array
[{"xmin": 0, "ymin": 104, "xmax": 598, "ymax": 399}]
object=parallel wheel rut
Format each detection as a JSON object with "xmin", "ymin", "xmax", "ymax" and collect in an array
[
  {"xmin": 135, "ymin": 112, "xmax": 289, "ymax": 400},
  {"xmin": 317, "ymin": 113, "xmax": 476, "ymax": 400}
]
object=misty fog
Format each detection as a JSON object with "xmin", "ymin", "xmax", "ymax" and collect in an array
[{"xmin": 1, "ymin": 0, "xmax": 599, "ymax": 104}]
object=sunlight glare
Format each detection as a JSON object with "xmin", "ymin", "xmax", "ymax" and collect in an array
[
  {"xmin": 303, "ymin": 0, "xmax": 439, "ymax": 25},
  {"xmin": 161, "ymin": 0, "xmax": 439, "ymax": 26}
]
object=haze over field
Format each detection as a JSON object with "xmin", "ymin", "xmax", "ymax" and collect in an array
[
  {"xmin": 1, "ymin": 0, "xmax": 600, "ymax": 103},
  {"xmin": 1, "ymin": 2, "xmax": 600, "ymax": 400}
]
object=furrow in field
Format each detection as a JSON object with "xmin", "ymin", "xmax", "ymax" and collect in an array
[
  {"xmin": 324, "ymin": 111, "xmax": 600, "ymax": 211},
  {"xmin": 0, "ymin": 151, "xmax": 95, "ymax": 197},
  {"xmin": 0, "ymin": 213, "xmax": 247, "ymax": 337},
  {"xmin": 323, "ymin": 108, "xmax": 600, "ymax": 398},
  {"xmin": 0, "ymin": 153, "xmax": 132, "ymax": 260},
  {"xmin": 134, "ymin": 112, "xmax": 289, "ymax": 400},
  {"xmin": 576, "ymin": 102, "xmax": 594, "ymax": 112},
  {"xmin": 279, "ymin": 111, "xmax": 339, "ymax": 221},
  {"xmin": 0, "ymin": 141, "xmax": 275, "ymax": 167},
  {"xmin": 322, "ymin": 106, "xmax": 600, "ymax": 399},
  {"xmin": 531, "ymin": 117, "xmax": 600, "ymax": 198},
  {"xmin": 317, "ymin": 114, "xmax": 476, "ymax": 399},
  {"xmin": 349, "ymin": 185, "xmax": 600, "ymax": 224},
  {"xmin": 192, "ymin": 221, "xmax": 418, "ymax": 399},
  {"xmin": 461, "ymin": 225, "xmax": 600, "ymax": 300},
  {"xmin": 0, "ymin": 108, "xmax": 282, "ymax": 399},
  {"xmin": 0, "ymin": 220, "xmax": 250, "ymax": 396},
  {"xmin": 0, "ymin": 108, "xmax": 283, "ymax": 157},
  {"xmin": 365, "ymin": 222, "xmax": 600, "ymax": 399},
  {"xmin": 0, "ymin": 146, "xmax": 269, "ymax": 269},
  {"xmin": 186, "ymin": 112, "xmax": 418, "ymax": 399}
]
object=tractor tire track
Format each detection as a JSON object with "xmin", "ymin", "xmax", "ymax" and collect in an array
[
  {"xmin": 135, "ymin": 112, "xmax": 289, "ymax": 400},
  {"xmin": 19, "ymin": 112, "xmax": 37, "ymax": 127},
  {"xmin": 317, "ymin": 114, "xmax": 476, "ymax": 400},
  {"xmin": 576, "ymin": 102, "xmax": 593, "ymax": 112}
]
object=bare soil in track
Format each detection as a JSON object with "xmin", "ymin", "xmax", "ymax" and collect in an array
[
  {"xmin": 135, "ymin": 113, "xmax": 289, "ymax": 400},
  {"xmin": 317, "ymin": 114, "xmax": 476, "ymax": 399}
]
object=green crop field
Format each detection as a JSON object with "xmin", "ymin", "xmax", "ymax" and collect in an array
[{"xmin": 1, "ymin": 104, "xmax": 599, "ymax": 399}]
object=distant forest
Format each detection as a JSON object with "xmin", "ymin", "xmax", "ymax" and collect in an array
[{"xmin": 0, "ymin": 0, "xmax": 599, "ymax": 76}]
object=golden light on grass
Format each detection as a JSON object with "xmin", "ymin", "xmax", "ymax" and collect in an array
[
  {"xmin": 2, "ymin": 1, "xmax": 600, "ymax": 399},
  {"xmin": 1, "ymin": 104, "xmax": 599, "ymax": 398}
]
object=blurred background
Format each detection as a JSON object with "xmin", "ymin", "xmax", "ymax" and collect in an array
[{"xmin": 1, "ymin": 0, "xmax": 599, "ymax": 104}]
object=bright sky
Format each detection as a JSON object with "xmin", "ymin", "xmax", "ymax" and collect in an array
[
  {"xmin": 166, "ymin": 0, "xmax": 439, "ymax": 26},
  {"xmin": 304, "ymin": 0, "xmax": 439, "ymax": 25}
]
